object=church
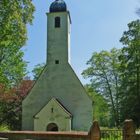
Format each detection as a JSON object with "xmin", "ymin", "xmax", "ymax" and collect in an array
[{"xmin": 22, "ymin": 0, "xmax": 93, "ymax": 131}]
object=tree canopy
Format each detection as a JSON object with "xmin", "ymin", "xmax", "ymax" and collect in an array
[
  {"xmin": 0, "ymin": 0, "xmax": 35, "ymax": 129},
  {"xmin": 119, "ymin": 20, "xmax": 140, "ymax": 127},
  {"xmin": 85, "ymin": 85, "xmax": 109, "ymax": 126},
  {"xmin": 0, "ymin": 80, "xmax": 33, "ymax": 129},
  {"xmin": 82, "ymin": 48, "xmax": 121, "ymax": 127},
  {"xmin": 32, "ymin": 63, "xmax": 45, "ymax": 80},
  {"xmin": 82, "ymin": 20, "xmax": 140, "ymax": 127},
  {"xmin": 0, "ymin": 0, "xmax": 35, "ymax": 88}
]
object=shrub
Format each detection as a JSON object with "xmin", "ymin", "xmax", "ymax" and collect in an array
[{"xmin": 0, "ymin": 124, "xmax": 9, "ymax": 131}]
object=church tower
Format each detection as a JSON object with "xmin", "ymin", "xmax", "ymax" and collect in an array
[
  {"xmin": 47, "ymin": 0, "xmax": 71, "ymax": 64},
  {"xmin": 22, "ymin": 0, "xmax": 93, "ymax": 131}
]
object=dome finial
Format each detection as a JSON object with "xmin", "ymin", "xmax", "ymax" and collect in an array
[{"xmin": 50, "ymin": 0, "xmax": 67, "ymax": 13}]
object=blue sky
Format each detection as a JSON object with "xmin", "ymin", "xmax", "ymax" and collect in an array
[{"xmin": 23, "ymin": 0, "xmax": 139, "ymax": 83}]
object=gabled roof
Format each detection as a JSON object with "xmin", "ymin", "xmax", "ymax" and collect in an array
[
  {"xmin": 52, "ymin": 98, "xmax": 72, "ymax": 117},
  {"xmin": 34, "ymin": 98, "xmax": 72, "ymax": 118}
]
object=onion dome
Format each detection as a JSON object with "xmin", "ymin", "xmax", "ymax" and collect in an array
[{"xmin": 50, "ymin": 0, "xmax": 67, "ymax": 12}]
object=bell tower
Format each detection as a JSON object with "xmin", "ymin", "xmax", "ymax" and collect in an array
[{"xmin": 47, "ymin": 0, "xmax": 71, "ymax": 65}]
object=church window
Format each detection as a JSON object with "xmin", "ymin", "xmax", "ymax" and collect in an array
[
  {"xmin": 55, "ymin": 17, "xmax": 60, "ymax": 28},
  {"xmin": 55, "ymin": 60, "xmax": 59, "ymax": 64},
  {"xmin": 51, "ymin": 108, "xmax": 54, "ymax": 113}
]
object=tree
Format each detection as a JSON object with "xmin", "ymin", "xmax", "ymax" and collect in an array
[
  {"xmin": 0, "ymin": 0, "xmax": 35, "ymax": 129},
  {"xmin": 85, "ymin": 85, "xmax": 109, "ymax": 126},
  {"xmin": 82, "ymin": 48, "xmax": 121, "ymax": 127},
  {"xmin": 0, "ymin": 80, "xmax": 33, "ymax": 130},
  {"xmin": 32, "ymin": 63, "xmax": 45, "ymax": 80},
  {"xmin": 119, "ymin": 20, "xmax": 140, "ymax": 127},
  {"xmin": 0, "ymin": 0, "xmax": 35, "ymax": 88}
]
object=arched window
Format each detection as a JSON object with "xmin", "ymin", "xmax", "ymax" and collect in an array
[{"xmin": 55, "ymin": 17, "xmax": 60, "ymax": 28}]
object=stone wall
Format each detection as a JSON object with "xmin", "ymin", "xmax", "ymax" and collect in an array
[
  {"xmin": 0, "ymin": 120, "xmax": 140, "ymax": 140},
  {"xmin": 0, "ymin": 131, "xmax": 89, "ymax": 140},
  {"xmin": 0, "ymin": 121, "xmax": 100, "ymax": 140}
]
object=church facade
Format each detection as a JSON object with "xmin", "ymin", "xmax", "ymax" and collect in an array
[{"xmin": 22, "ymin": 0, "xmax": 93, "ymax": 131}]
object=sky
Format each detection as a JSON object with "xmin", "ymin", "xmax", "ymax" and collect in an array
[{"xmin": 23, "ymin": 0, "xmax": 139, "ymax": 84}]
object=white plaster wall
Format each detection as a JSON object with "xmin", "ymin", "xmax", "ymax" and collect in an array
[
  {"xmin": 47, "ymin": 12, "xmax": 70, "ymax": 64},
  {"xmin": 22, "ymin": 11, "xmax": 93, "ymax": 131},
  {"xmin": 22, "ymin": 63, "xmax": 93, "ymax": 131},
  {"xmin": 34, "ymin": 98, "xmax": 71, "ymax": 131}
]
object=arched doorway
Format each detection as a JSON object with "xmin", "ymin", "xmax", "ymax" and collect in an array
[{"xmin": 47, "ymin": 123, "xmax": 58, "ymax": 131}]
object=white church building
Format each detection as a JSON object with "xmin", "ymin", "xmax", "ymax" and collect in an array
[{"xmin": 22, "ymin": 0, "xmax": 93, "ymax": 131}]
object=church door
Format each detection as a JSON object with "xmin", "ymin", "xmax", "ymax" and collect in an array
[{"xmin": 47, "ymin": 123, "xmax": 58, "ymax": 131}]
